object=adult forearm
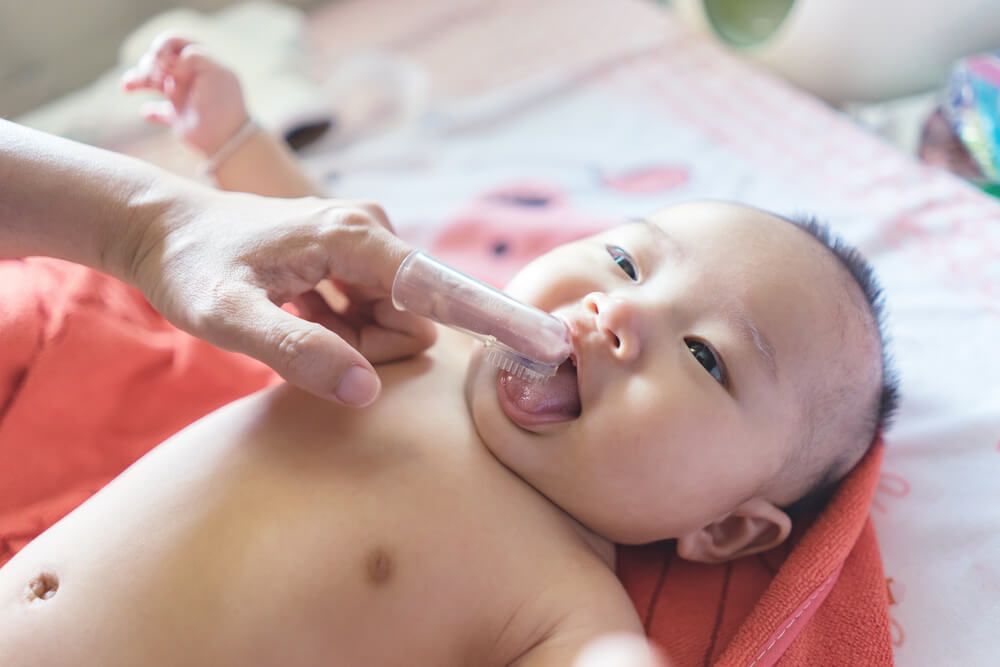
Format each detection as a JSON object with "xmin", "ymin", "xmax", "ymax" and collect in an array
[{"xmin": 0, "ymin": 120, "xmax": 193, "ymax": 279}]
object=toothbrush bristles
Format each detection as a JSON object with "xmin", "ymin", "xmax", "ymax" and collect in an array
[{"xmin": 485, "ymin": 349, "xmax": 550, "ymax": 383}]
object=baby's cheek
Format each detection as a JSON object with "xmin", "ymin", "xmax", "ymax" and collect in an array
[
  {"xmin": 618, "ymin": 376, "xmax": 705, "ymax": 465},
  {"xmin": 506, "ymin": 252, "xmax": 603, "ymax": 311},
  {"xmin": 503, "ymin": 262, "xmax": 566, "ymax": 310}
]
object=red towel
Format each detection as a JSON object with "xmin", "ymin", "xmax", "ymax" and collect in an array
[
  {"xmin": 618, "ymin": 442, "xmax": 893, "ymax": 666},
  {"xmin": 0, "ymin": 259, "xmax": 277, "ymax": 560},
  {"xmin": 0, "ymin": 259, "xmax": 892, "ymax": 665}
]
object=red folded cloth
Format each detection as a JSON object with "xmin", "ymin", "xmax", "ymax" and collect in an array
[
  {"xmin": 0, "ymin": 259, "xmax": 892, "ymax": 665},
  {"xmin": 619, "ymin": 441, "xmax": 893, "ymax": 666},
  {"xmin": 0, "ymin": 259, "xmax": 277, "ymax": 553}
]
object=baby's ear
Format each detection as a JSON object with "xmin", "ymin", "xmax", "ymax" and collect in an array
[{"xmin": 675, "ymin": 498, "xmax": 791, "ymax": 564}]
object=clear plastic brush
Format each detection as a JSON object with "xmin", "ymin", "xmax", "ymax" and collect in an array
[{"xmin": 391, "ymin": 251, "xmax": 572, "ymax": 382}]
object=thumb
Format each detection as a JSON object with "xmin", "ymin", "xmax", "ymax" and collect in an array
[{"xmin": 220, "ymin": 293, "xmax": 382, "ymax": 406}]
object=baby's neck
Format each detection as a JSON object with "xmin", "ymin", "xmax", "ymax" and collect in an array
[{"xmin": 405, "ymin": 326, "xmax": 617, "ymax": 572}]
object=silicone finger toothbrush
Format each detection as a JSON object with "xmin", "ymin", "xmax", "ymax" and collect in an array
[{"xmin": 392, "ymin": 251, "xmax": 571, "ymax": 382}]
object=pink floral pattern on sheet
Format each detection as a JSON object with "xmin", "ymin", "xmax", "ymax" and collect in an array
[
  {"xmin": 601, "ymin": 164, "xmax": 691, "ymax": 194},
  {"xmin": 886, "ymin": 576, "xmax": 906, "ymax": 647},
  {"xmin": 428, "ymin": 167, "xmax": 692, "ymax": 287},
  {"xmin": 871, "ymin": 472, "xmax": 910, "ymax": 514},
  {"xmin": 430, "ymin": 182, "xmax": 615, "ymax": 287},
  {"xmin": 879, "ymin": 194, "xmax": 1000, "ymax": 315}
]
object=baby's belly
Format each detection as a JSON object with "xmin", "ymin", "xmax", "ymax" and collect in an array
[{"xmin": 0, "ymin": 387, "xmax": 515, "ymax": 666}]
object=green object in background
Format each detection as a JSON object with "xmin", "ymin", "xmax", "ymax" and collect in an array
[
  {"xmin": 977, "ymin": 182, "xmax": 1000, "ymax": 198},
  {"xmin": 703, "ymin": 0, "xmax": 795, "ymax": 48}
]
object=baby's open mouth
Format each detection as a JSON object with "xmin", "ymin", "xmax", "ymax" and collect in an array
[{"xmin": 496, "ymin": 356, "xmax": 580, "ymax": 429}]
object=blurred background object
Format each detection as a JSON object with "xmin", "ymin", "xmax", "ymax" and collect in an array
[
  {"xmin": 934, "ymin": 52, "xmax": 1000, "ymax": 195},
  {"xmin": 6, "ymin": 0, "xmax": 1000, "ymax": 195},
  {"xmin": 673, "ymin": 0, "xmax": 1000, "ymax": 104},
  {"xmin": 0, "ymin": 0, "xmax": 324, "ymax": 119},
  {"xmin": 673, "ymin": 0, "xmax": 1000, "ymax": 195}
]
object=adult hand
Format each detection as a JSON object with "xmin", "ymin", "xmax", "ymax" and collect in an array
[
  {"xmin": 1, "ymin": 121, "xmax": 433, "ymax": 407},
  {"xmin": 121, "ymin": 188, "xmax": 436, "ymax": 406}
]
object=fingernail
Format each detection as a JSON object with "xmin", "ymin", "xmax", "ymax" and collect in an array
[{"xmin": 335, "ymin": 366, "xmax": 380, "ymax": 407}]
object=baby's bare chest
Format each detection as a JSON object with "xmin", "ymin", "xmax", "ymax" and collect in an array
[{"xmin": 0, "ymin": 389, "xmax": 587, "ymax": 667}]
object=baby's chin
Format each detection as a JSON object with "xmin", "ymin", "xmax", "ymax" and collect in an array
[
  {"xmin": 464, "ymin": 346, "xmax": 537, "ymax": 459},
  {"xmin": 464, "ymin": 346, "xmax": 510, "ymax": 455}
]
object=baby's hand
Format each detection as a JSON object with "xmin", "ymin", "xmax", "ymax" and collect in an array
[{"xmin": 122, "ymin": 34, "xmax": 248, "ymax": 156}]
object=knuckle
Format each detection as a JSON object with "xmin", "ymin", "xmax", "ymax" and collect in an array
[
  {"xmin": 338, "ymin": 206, "xmax": 376, "ymax": 228},
  {"xmin": 272, "ymin": 324, "xmax": 321, "ymax": 376},
  {"xmin": 353, "ymin": 201, "xmax": 394, "ymax": 233},
  {"xmin": 323, "ymin": 208, "xmax": 378, "ymax": 245},
  {"xmin": 189, "ymin": 285, "xmax": 240, "ymax": 335},
  {"xmin": 354, "ymin": 201, "xmax": 388, "ymax": 223}
]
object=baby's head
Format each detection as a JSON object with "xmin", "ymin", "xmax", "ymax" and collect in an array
[{"xmin": 466, "ymin": 201, "xmax": 898, "ymax": 561}]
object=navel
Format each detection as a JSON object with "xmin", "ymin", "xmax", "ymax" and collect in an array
[
  {"xmin": 364, "ymin": 547, "xmax": 394, "ymax": 587},
  {"xmin": 24, "ymin": 571, "xmax": 59, "ymax": 602}
]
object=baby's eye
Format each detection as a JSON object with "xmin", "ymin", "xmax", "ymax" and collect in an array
[
  {"xmin": 686, "ymin": 339, "xmax": 726, "ymax": 385},
  {"xmin": 606, "ymin": 245, "xmax": 639, "ymax": 281}
]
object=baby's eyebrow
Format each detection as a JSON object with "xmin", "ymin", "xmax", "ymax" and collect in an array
[
  {"xmin": 633, "ymin": 218, "xmax": 686, "ymax": 260},
  {"xmin": 725, "ymin": 304, "xmax": 779, "ymax": 383}
]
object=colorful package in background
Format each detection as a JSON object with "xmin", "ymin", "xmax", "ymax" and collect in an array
[{"xmin": 941, "ymin": 51, "xmax": 1000, "ymax": 195}]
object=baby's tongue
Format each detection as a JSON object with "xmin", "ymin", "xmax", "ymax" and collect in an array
[{"xmin": 500, "ymin": 361, "xmax": 580, "ymax": 422}]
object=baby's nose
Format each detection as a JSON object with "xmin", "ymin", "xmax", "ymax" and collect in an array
[{"xmin": 582, "ymin": 292, "xmax": 641, "ymax": 363}]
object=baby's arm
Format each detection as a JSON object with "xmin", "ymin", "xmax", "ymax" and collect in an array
[
  {"xmin": 209, "ymin": 125, "xmax": 323, "ymax": 198},
  {"xmin": 508, "ymin": 567, "xmax": 661, "ymax": 667},
  {"xmin": 123, "ymin": 34, "xmax": 321, "ymax": 198}
]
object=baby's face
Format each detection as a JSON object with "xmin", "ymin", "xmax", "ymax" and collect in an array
[{"xmin": 466, "ymin": 202, "xmax": 856, "ymax": 545}]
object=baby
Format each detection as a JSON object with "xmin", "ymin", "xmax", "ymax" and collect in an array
[{"xmin": 0, "ymin": 37, "xmax": 899, "ymax": 666}]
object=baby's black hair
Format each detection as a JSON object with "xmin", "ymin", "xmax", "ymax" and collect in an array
[{"xmin": 778, "ymin": 214, "xmax": 900, "ymax": 517}]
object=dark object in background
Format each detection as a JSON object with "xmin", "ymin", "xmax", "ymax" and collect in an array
[
  {"xmin": 283, "ymin": 118, "xmax": 334, "ymax": 151},
  {"xmin": 919, "ymin": 109, "xmax": 985, "ymax": 182}
]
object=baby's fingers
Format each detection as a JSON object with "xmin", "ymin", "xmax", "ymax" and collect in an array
[
  {"xmin": 121, "ymin": 34, "xmax": 194, "ymax": 93},
  {"xmin": 173, "ymin": 45, "xmax": 216, "ymax": 80},
  {"xmin": 141, "ymin": 101, "xmax": 177, "ymax": 127},
  {"xmin": 151, "ymin": 34, "xmax": 194, "ymax": 63},
  {"xmin": 121, "ymin": 57, "xmax": 162, "ymax": 92}
]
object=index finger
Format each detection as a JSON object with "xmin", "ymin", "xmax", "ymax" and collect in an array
[{"xmin": 320, "ymin": 205, "xmax": 414, "ymax": 294}]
